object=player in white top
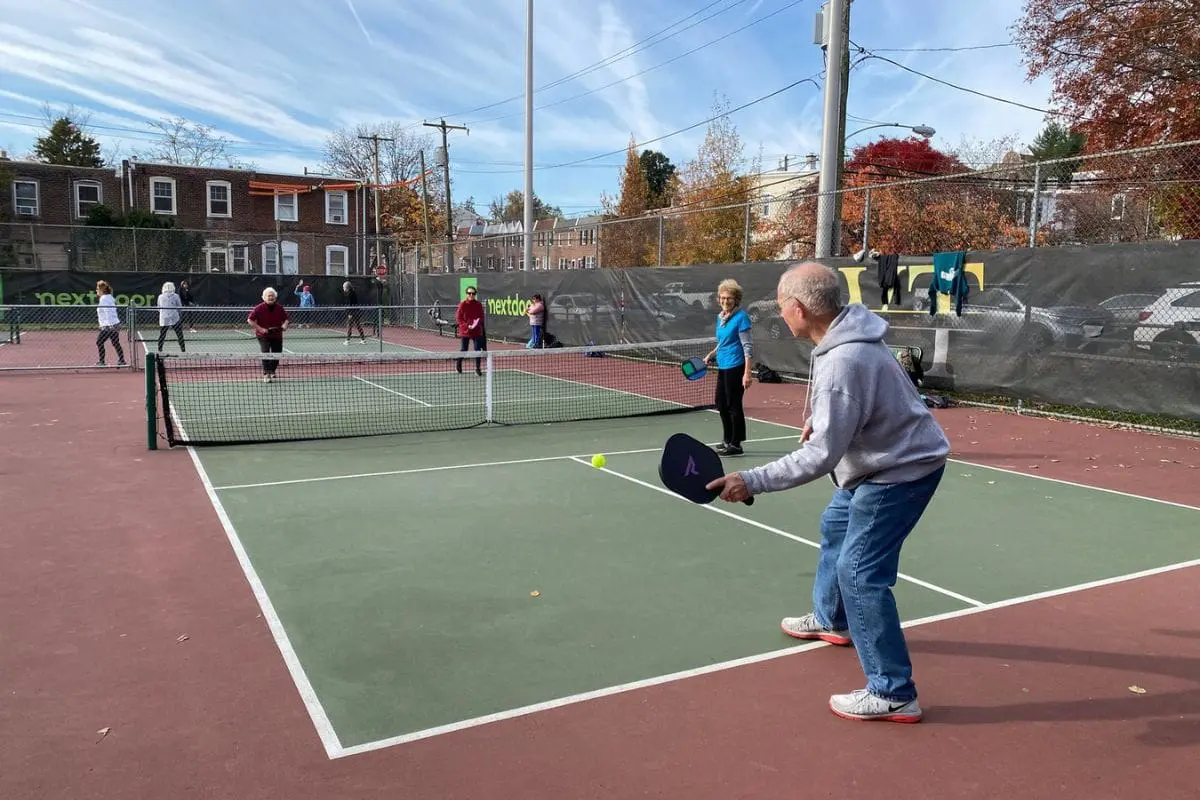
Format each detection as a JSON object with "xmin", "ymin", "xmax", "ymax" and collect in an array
[{"xmin": 95, "ymin": 280, "xmax": 126, "ymax": 367}]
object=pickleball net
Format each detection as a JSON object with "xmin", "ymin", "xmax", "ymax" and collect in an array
[{"xmin": 150, "ymin": 337, "xmax": 717, "ymax": 446}]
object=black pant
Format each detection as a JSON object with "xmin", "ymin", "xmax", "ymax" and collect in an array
[
  {"xmin": 259, "ymin": 336, "xmax": 283, "ymax": 374},
  {"xmin": 157, "ymin": 322, "xmax": 185, "ymax": 351},
  {"xmin": 716, "ymin": 366, "xmax": 747, "ymax": 446},
  {"xmin": 346, "ymin": 311, "xmax": 364, "ymax": 339},
  {"xmin": 457, "ymin": 335, "xmax": 485, "ymax": 374},
  {"xmin": 96, "ymin": 325, "xmax": 125, "ymax": 364}
]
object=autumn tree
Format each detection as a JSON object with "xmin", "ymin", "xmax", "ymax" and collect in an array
[
  {"xmin": 1014, "ymin": 0, "xmax": 1200, "ymax": 150},
  {"xmin": 668, "ymin": 94, "xmax": 769, "ymax": 265},
  {"xmin": 34, "ymin": 117, "xmax": 104, "ymax": 167},
  {"xmin": 601, "ymin": 137, "xmax": 657, "ymax": 267},
  {"xmin": 134, "ymin": 117, "xmax": 252, "ymax": 168},
  {"xmin": 764, "ymin": 137, "xmax": 1029, "ymax": 257}
]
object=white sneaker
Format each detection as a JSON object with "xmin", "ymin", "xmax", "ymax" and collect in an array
[
  {"xmin": 780, "ymin": 613, "xmax": 851, "ymax": 646},
  {"xmin": 829, "ymin": 689, "xmax": 922, "ymax": 723}
]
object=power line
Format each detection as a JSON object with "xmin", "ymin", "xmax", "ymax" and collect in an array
[
  {"xmin": 461, "ymin": 0, "xmax": 808, "ymax": 126},
  {"xmin": 402, "ymin": 0, "xmax": 754, "ymax": 128},
  {"xmin": 540, "ymin": 73, "xmax": 823, "ymax": 171},
  {"xmin": 850, "ymin": 42, "xmax": 1084, "ymax": 121}
]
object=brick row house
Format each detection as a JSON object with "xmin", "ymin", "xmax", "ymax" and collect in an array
[
  {"xmin": 0, "ymin": 154, "xmax": 371, "ymax": 276},
  {"xmin": 449, "ymin": 214, "xmax": 604, "ymax": 271}
]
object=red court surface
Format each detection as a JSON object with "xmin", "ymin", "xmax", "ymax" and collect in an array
[{"xmin": 2, "ymin": 372, "xmax": 1198, "ymax": 800}]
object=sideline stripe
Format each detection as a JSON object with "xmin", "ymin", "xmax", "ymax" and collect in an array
[
  {"xmin": 334, "ymin": 555, "xmax": 1200, "ymax": 758},
  {"xmin": 210, "ymin": 434, "xmax": 802, "ymax": 491},
  {"xmin": 174, "ymin": 404, "xmax": 343, "ymax": 759},
  {"xmin": 570, "ymin": 456, "xmax": 985, "ymax": 609}
]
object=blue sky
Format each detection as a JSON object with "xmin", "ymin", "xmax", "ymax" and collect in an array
[{"xmin": 0, "ymin": 0, "xmax": 1056, "ymax": 217}]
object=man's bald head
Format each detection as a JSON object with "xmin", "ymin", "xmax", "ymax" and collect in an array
[{"xmin": 778, "ymin": 261, "xmax": 842, "ymax": 318}]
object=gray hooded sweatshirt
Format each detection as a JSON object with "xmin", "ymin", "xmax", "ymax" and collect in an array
[{"xmin": 741, "ymin": 303, "xmax": 949, "ymax": 494}]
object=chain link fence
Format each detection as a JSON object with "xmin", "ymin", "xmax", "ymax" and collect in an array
[{"xmin": 0, "ymin": 224, "xmax": 378, "ymax": 276}]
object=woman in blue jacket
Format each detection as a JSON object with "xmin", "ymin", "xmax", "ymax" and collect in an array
[{"xmin": 704, "ymin": 278, "xmax": 754, "ymax": 456}]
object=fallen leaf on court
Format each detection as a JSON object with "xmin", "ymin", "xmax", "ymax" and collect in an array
[
  {"xmin": 1050, "ymin": 459, "xmax": 1060, "ymax": 463},
  {"xmin": 1028, "ymin": 465, "xmax": 1040, "ymax": 469},
  {"xmin": 987, "ymin": 481, "xmax": 996, "ymax": 485},
  {"xmin": 530, "ymin": 590, "xmax": 540, "ymax": 598},
  {"xmin": 1129, "ymin": 685, "xmax": 1146, "ymax": 694},
  {"xmin": 96, "ymin": 727, "xmax": 111, "ymax": 742},
  {"xmin": 176, "ymin": 634, "xmax": 189, "ymax": 643}
]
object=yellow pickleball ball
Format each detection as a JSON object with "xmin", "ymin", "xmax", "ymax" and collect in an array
[{"xmin": 591, "ymin": 454, "xmax": 607, "ymax": 468}]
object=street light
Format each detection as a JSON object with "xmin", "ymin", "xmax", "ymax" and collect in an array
[{"xmin": 845, "ymin": 122, "xmax": 936, "ymax": 141}]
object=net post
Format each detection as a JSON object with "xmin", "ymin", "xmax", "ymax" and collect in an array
[
  {"xmin": 145, "ymin": 351, "xmax": 157, "ymax": 450},
  {"xmin": 485, "ymin": 351, "xmax": 494, "ymax": 424}
]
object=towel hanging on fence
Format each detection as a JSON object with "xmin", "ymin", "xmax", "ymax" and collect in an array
[
  {"xmin": 876, "ymin": 253, "xmax": 901, "ymax": 305},
  {"xmin": 928, "ymin": 251, "xmax": 969, "ymax": 316}
]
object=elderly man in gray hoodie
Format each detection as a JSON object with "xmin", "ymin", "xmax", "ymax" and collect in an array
[{"xmin": 707, "ymin": 261, "xmax": 950, "ymax": 724}]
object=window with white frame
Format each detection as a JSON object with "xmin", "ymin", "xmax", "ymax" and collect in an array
[
  {"xmin": 205, "ymin": 244, "xmax": 228, "ymax": 272},
  {"xmin": 207, "ymin": 181, "xmax": 232, "ymax": 218},
  {"xmin": 13, "ymin": 180, "xmax": 39, "ymax": 216},
  {"xmin": 74, "ymin": 180, "xmax": 102, "ymax": 219},
  {"xmin": 262, "ymin": 241, "xmax": 299, "ymax": 274},
  {"xmin": 325, "ymin": 245, "xmax": 349, "ymax": 275},
  {"xmin": 275, "ymin": 192, "xmax": 298, "ymax": 222},
  {"xmin": 325, "ymin": 190, "xmax": 347, "ymax": 224},
  {"xmin": 150, "ymin": 177, "xmax": 176, "ymax": 214}
]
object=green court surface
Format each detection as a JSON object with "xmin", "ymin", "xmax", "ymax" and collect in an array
[
  {"xmin": 192, "ymin": 411, "xmax": 1200, "ymax": 755},
  {"xmin": 135, "ymin": 327, "xmax": 423, "ymax": 357}
]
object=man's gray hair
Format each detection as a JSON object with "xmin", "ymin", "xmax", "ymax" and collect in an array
[{"xmin": 778, "ymin": 262, "xmax": 843, "ymax": 317}]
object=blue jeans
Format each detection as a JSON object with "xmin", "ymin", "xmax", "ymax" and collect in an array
[
  {"xmin": 812, "ymin": 465, "xmax": 945, "ymax": 702},
  {"xmin": 528, "ymin": 324, "xmax": 543, "ymax": 348}
]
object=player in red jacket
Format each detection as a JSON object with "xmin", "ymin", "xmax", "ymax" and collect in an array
[{"xmin": 455, "ymin": 286, "xmax": 486, "ymax": 375}]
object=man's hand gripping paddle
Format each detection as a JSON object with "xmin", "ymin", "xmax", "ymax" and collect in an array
[{"xmin": 658, "ymin": 432, "xmax": 754, "ymax": 506}]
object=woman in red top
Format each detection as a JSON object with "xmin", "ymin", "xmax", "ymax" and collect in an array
[
  {"xmin": 247, "ymin": 286, "xmax": 289, "ymax": 382},
  {"xmin": 455, "ymin": 286, "xmax": 486, "ymax": 375}
]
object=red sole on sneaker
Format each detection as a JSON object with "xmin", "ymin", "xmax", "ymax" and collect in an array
[
  {"xmin": 780, "ymin": 623, "xmax": 852, "ymax": 646},
  {"xmin": 829, "ymin": 705, "xmax": 923, "ymax": 723}
]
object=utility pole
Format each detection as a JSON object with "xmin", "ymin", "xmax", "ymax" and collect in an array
[
  {"xmin": 814, "ymin": 0, "xmax": 848, "ymax": 259},
  {"xmin": 418, "ymin": 150, "xmax": 434, "ymax": 272},
  {"xmin": 424, "ymin": 118, "xmax": 469, "ymax": 271},
  {"xmin": 358, "ymin": 133, "xmax": 394, "ymax": 274},
  {"xmin": 523, "ymin": 0, "xmax": 534, "ymax": 271}
]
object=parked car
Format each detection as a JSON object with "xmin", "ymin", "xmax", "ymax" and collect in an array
[
  {"xmin": 1132, "ymin": 281, "xmax": 1200, "ymax": 360},
  {"xmin": 912, "ymin": 284, "xmax": 1112, "ymax": 355}
]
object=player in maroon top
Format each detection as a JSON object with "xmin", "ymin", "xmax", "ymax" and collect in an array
[
  {"xmin": 247, "ymin": 286, "xmax": 289, "ymax": 382},
  {"xmin": 455, "ymin": 286, "xmax": 486, "ymax": 375}
]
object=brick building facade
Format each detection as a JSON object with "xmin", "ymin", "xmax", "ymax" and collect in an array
[
  {"xmin": 0, "ymin": 155, "xmax": 368, "ymax": 275},
  {"xmin": 447, "ymin": 213, "xmax": 604, "ymax": 271}
]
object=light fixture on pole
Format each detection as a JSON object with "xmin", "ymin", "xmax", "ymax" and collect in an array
[{"xmin": 845, "ymin": 122, "xmax": 936, "ymax": 141}]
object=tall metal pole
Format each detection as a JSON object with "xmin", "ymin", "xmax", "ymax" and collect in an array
[
  {"xmin": 523, "ymin": 0, "xmax": 534, "ymax": 271},
  {"xmin": 358, "ymin": 133, "xmax": 393, "ymax": 271},
  {"xmin": 418, "ymin": 150, "xmax": 434, "ymax": 271},
  {"xmin": 814, "ymin": 0, "xmax": 848, "ymax": 259}
]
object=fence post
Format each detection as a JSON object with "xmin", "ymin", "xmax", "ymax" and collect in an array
[
  {"xmin": 862, "ymin": 188, "xmax": 871, "ymax": 253},
  {"xmin": 1027, "ymin": 164, "xmax": 1042, "ymax": 248},
  {"xmin": 742, "ymin": 202, "xmax": 751, "ymax": 262},
  {"xmin": 145, "ymin": 351, "xmax": 158, "ymax": 450},
  {"xmin": 657, "ymin": 214, "xmax": 665, "ymax": 266}
]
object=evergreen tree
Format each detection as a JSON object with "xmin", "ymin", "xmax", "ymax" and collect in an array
[{"xmin": 34, "ymin": 117, "xmax": 104, "ymax": 167}]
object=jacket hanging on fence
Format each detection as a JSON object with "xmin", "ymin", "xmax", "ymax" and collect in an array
[
  {"xmin": 928, "ymin": 250, "xmax": 969, "ymax": 316},
  {"xmin": 876, "ymin": 253, "xmax": 901, "ymax": 305}
]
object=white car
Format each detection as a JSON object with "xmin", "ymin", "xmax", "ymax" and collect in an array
[{"xmin": 1132, "ymin": 281, "xmax": 1200, "ymax": 359}]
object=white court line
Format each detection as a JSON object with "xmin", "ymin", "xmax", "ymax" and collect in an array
[
  {"xmin": 211, "ymin": 435, "xmax": 802, "ymax": 491},
  {"xmin": 335, "ymin": 553, "xmax": 1200, "ymax": 758},
  {"xmin": 738, "ymin": 412, "xmax": 1200, "ymax": 514},
  {"xmin": 351, "ymin": 375, "xmax": 432, "ymax": 407},
  {"xmin": 569, "ymin": 456, "xmax": 985, "ymax": 609},
  {"xmin": 171, "ymin": 403, "xmax": 343, "ymax": 759}
]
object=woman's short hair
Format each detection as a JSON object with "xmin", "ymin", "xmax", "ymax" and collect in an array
[
  {"xmin": 96, "ymin": 280, "xmax": 111, "ymax": 295},
  {"xmin": 262, "ymin": 287, "xmax": 277, "ymax": 301},
  {"xmin": 342, "ymin": 281, "xmax": 351, "ymax": 291},
  {"xmin": 161, "ymin": 281, "xmax": 175, "ymax": 294},
  {"xmin": 716, "ymin": 278, "xmax": 743, "ymax": 305}
]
